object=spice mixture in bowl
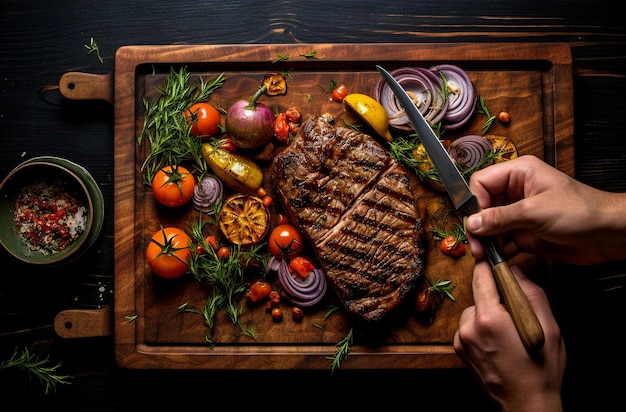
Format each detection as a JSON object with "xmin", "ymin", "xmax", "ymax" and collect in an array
[{"xmin": 0, "ymin": 159, "xmax": 99, "ymax": 265}]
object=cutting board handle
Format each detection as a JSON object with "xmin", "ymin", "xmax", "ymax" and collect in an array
[
  {"xmin": 54, "ymin": 306, "xmax": 112, "ymax": 338},
  {"xmin": 58, "ymin": 72, "xmax": 113, "ymax": 104}
]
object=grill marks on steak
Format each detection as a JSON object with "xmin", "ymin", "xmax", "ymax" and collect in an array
[
  {"xmin": 272, "ymin": 117, "xmax": 392, "ymax": 243},
  {"xmin": 270, "ymin": 116, "xmax": 425, "ymax": 322}
]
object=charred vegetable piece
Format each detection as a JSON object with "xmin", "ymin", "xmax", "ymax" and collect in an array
[{"xmin": 262, "ymin": 72, "xmax": 287, "ymax": 96}]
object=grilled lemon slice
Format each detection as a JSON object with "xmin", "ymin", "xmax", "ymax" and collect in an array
[{"xmin": 218, "ymin": 194, "xmax": 270, "ymax": 245}]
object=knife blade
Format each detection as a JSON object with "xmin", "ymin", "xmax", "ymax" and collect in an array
[{"xmin": 376, "ymin": 65, "xmax": 545, "ymax": 353}]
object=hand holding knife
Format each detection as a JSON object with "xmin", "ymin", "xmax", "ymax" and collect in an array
[{"xmin": 376, "ymin": 65, "xmax": 545, "ymax": 353}]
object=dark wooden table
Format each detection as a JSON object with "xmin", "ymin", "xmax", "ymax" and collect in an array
[{"xmin": 1, "ymin": 1, "xmax": 624, "ymax": 410}]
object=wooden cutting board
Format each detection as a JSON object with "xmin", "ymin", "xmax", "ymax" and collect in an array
[{"xmin": 58, "ymin": 43, "xmax": 573, "ymax": 370}]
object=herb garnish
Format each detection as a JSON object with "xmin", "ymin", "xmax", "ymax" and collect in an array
[
  {"xmin": 478, "ymin": 95, "xmax": 497, "ymax": 135},
  {"xmin": 327, "ymin": 327, "xmax": 353, "ymax": 374},
  {"xmin": 84, "ymin": 37, "xmax": 103, "ymax": 63},
  {"xmin": 185, "ymin": 214, "xmax": 270, "ymax": 331},
  {"xmin": 137, "ymin": 66, "xmax": 225, "ymax": 185},
  {"xmin": 1, "ymin": 347, "xmax": 72, "ymax": 395}
]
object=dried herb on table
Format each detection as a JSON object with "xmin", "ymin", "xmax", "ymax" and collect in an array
[{"xmin": 0, "ymin": 347, "xmax": 72, "ymax": 395}]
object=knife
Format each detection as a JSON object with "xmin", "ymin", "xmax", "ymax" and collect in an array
[{"xmin": 376, "ymin": 65, "xmax": 545, "ymax": 353}]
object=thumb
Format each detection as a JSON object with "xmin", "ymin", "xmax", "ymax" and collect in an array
[{"xmin": 465, "ymin": 203, "xmax": 525, "ymax": 236}]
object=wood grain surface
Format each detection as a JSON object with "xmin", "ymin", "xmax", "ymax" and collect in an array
[
  {"xmin": 94, "ymin": 43, "xmax": 573, "ymax": 370},
  {"xmin": 0, "ymin": 1, "xmax": 624, "ymax": 410}
]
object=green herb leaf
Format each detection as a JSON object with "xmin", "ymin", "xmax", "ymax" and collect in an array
[
  {"xmin": 0, "ymin": 347, "xmax": 72, "ymax": 395},
  {"xmin": 137, "ymin": 66, "xmax": 225, "ymax": 185},
  {"xmin": 326, "ymin": 327, "xmax": 353, "ymax": 374},
  {"xmin": 84, "ymin": 37, "xmax": 103, "ymax": 63}
]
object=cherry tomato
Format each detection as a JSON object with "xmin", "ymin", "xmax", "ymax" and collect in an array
[
  {"xmin": 288, "ymin": 256, "xmax": 315, "ymax": 279},
  {"xmin": 196, "ymin": 235, "xmax": 219, "ymax": 255},
  {"xmin": 152, "ymin": 165, "xmax": 195, "ymax": 207},
  {"xmin": 271, "ymin": 307, "xmax": 283, "ymax": 321},
  {"xmin": 256, "ymin": 187, "xmax": 268, "ymax": 198},
  {"xmin": 217, "ymin": 246, "xmax": 231, "ymax": 260},
  {"xmin": 414, "ymin": 288, "xmax": 435, "ymax": 314},
  {"xmin": 285, "ymin": 106, "xmax": 301, "ymax": 123},
  {"xmin": 497, "ymin": 110, "xmax": 511, "ymax": 123},
  {"xmin": 247, "ymin": 280, "xmax": 272, "ymax": 303},
  {"xmin": 262, "ymin": 195, "xmax": 273, "ymax": 208},
  {"xmin": 184, "ymin": 102, "xmax": 220, "ymax": 136},
  {"xmin": 274, "ymin": 112, "xmax": 290, "ymax": 142},
  {"xmin": 268, "ymin": 290, "xmax": 281, "ymax": 305},
  {"xmin": 268, "ymin": 224, "xmax": 303, "ymax": 260},
  {"xmin": 218, "ymin": 138, "xmax": 237, "ymax": 152},
  {"xmin": 440, "ymin": 235, "xmax": 466, "ymax": 257},
  {"xmin": 291, "ymin": 306, "xmax": 305, "ymax": 320},
  {"xmin": 146, "ymin": 226, "xmax": 191, "ymax": 279},
  {"xmin": 276, "ymin": 214, "xmax": 289, "ymax": 226},
  {"xmin": 331, "ymin": 84, "xmax": 349, "ymax": 102}
]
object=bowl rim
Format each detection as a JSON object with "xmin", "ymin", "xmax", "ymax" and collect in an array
[{"xmin": 0, "ymin": 159, "xmax": 95, "ymax": 264}]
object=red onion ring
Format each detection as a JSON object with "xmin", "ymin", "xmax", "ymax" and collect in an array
[
  {"xmin": 192, "ymin": 176, "xmax": 223, "ymax": 213},
  {"xmin": 448, "ymin": 134, "xmax": 493, "ymax": 171},
  {"xmin": 276, "ymin": 260, "xmax": 327, "ymax": 307},
  {"xmin": 374, "ymin": 67, "xmax": 447, "ymax": 133},
  {"xmin": 431, "ymin": 64, "xmax": 477, "ymax": 130}
]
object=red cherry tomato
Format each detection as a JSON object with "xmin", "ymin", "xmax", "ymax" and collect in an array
[
  {"xmin": 440, "ymin": 235, "xmax": 466, "ymax": 258},
  {"xmin": 276, "ymin": 214, "xmax": 289, "ymax": 226},
  {"xmin": 414, "ymin": 288, "xmax": 435, "ymax": 314},
  {"xmin": 146, "ymin": 226, "xmax": 191, "ymax": 279},
  {"xmin": 217, "ymin": 246, "xmax": 231, "ymax": 260},
  {"xmin": 285, "ymin": 106, "xmax": 301, "ymax": 123},
  {"xmin": 196, "ymin": 235, "xmax": 219, "ymax": 255},
  {"xmin": 331, "ymin": 84, "xmax": 349, "ymax": 102},
  {"xmin": 218, "ymin": 138, "xmax": 237, "ymax": 152},
  {"xmin": 247, "ymin": 280, "xmax": 272, "ymax": 303},
  {"xmin": 268, "ymin": 224, "xmax": 303, "ymax": 260},
  {"xmin": 184, "ymin": 102, "xmax": 220, "ymax": 136},
  {"xmin": 151, "ymin": 165, "xmax": 195, "ymax": 207}
]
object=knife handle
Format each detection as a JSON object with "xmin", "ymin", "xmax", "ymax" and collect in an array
[{"xmin": 491, "ymin": 261, "xmax": 545, "ymax": 352}]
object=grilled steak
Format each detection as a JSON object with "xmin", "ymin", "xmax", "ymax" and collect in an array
[{"xmin": 270, "ymin": 116, "xmax": 426, "ymax": 322}]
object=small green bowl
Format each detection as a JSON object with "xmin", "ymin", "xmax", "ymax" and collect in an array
[{"xmin": 0, "ymin": 157, "xmax": 104, "ymax": 265}]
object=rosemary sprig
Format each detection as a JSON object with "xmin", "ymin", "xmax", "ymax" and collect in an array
[
  {"xmin": 273, "ymin": 54, "xmax": 289, "ymax": 63},
  {"xmin": 84, "ymin": 37, "xmax": 103, "ymax": 63},
  {"xmin": 388, "ymin": 134, "xmax": 441, "ymax": 184},
  {"xmin": 478, "ymin": 95, "xmax": 497, "ymax": 135},
  {"xmin": 327, "ymin": 327, "xmax": 353, "ymax": 374},
  {"xmin": 187, "ymin": 225, "xmax": 270, "ymax": 327},
  {"xmin": 137, "ymin": 66, "xmax": 225, "ymax": 185},
  {"xmin": 0, "ymin": 347, "xmax": 72, "ymax": 395}
]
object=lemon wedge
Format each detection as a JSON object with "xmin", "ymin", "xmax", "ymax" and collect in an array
[{"xmin": 344, "ymin": 93, "xmax": 393, "ymax": 141}]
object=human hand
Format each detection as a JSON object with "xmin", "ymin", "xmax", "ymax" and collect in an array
[
  {"xmin": 454, "ymin": 260, "xmax": 566, "ymax": 412},
  {"xmin": 465, "ymin": 155, "xmax": 626, "ymax": 265}
]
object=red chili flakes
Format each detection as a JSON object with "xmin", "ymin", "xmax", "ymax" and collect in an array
[{"xmin": 14, "ymin": 179, "xmax": 87, "ymax": 255}]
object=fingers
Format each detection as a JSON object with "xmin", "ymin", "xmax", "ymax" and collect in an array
[
  {"xmin": 466, "ymin": 204, "xmax": 526, "ymax": 237},
  {"xmin": 470, "ymin": 259, "xmax": 500, "ymax": 310}
]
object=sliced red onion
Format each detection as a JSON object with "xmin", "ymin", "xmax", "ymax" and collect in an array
[
  {"xmin": 431, "ymin": 64, "xmax": 477, "ymax": 130},
  {"xmin": 374, "ymin": 67, "xmax": 447, "ymax": 133},
  {"xmin": 448, "ymin": 134, "xmax": 493, "ymax": 171},
  {"xmin": 277, "ymin": 260, "xmax": 327, "ymax": 307},
  {"xmin": 265, "ymin": 255, "xmax": 280, "ymax": 275},
  {"xmin": 192, "ymin": 176, "xmax": 223, "ymax": 213}
]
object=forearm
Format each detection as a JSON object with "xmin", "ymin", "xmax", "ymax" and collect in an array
[{"xmin": 596, "ymin": 191, "xmax": 626, "ymax": 262}]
